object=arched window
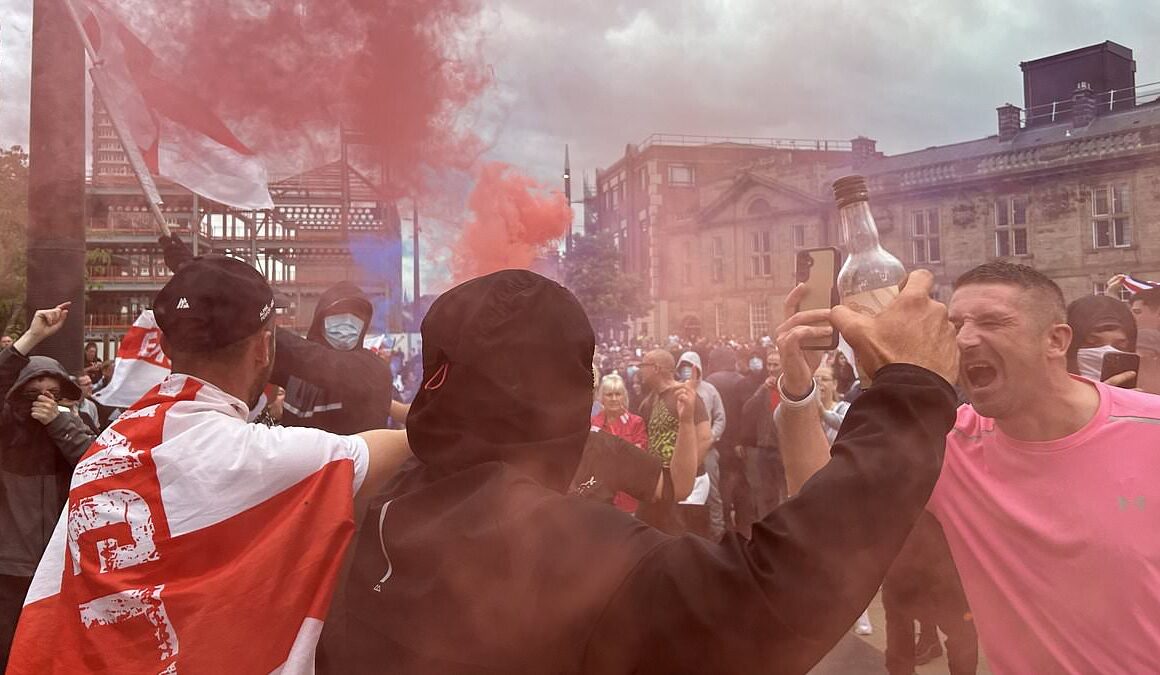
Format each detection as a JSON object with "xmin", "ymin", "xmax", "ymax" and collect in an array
[{"xmin": 747, "ymin": 198, "xmax": 772, "ymax": 216}]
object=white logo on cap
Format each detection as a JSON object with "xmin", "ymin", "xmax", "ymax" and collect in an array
[
  {"xmin": 260, "ymin": 298, "xmax": 274, "ymax": 322},
  {"xmin": 176, "ymin": 297, "xmax": 191, "ymax": 310}
]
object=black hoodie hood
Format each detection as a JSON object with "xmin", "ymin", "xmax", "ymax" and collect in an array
[
  {"xmin": 7, "ymin": 356, "xmax": 82, "ymax": 404},
  {"xmin": 406, "ymin": 269, "xmax": 595, "ymax": 492},
  {"xmin": 306, "ymin": 281, "xmax": 374, "ymax": 346},
  {"xmin": 6, "ymin": 355, "xmax": 82, "ymax": 423}
]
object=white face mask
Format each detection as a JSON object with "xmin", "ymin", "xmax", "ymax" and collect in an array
[
  {"xmin": 1075, "ymin": 344, "xmax": 1128, "ymax": 381},
  {"xmin": 323, "ymin": 313, "xmax": 364, "ymax": 351}
]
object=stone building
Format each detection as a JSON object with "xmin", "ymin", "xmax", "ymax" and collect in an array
[{"xmin": 593, "ymin": 41, "xmax": 1160, "ymax": 339}]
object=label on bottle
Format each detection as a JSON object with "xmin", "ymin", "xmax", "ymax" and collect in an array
[
  {"xmin": 841, "ymin": 285, "xmax": 901, "ymax": 387},
  {"xmin": 841, "ymin": 285, "xmax": 900, "ymax": 317}
]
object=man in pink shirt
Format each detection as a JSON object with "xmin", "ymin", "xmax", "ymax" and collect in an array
[
  {"xmin": 777, "ymin": 261, "xmax": 1160, "ymax": 673},
  {"xmin": 930, "ymin": 261, "xmax": 1160, "ymax": 672}
]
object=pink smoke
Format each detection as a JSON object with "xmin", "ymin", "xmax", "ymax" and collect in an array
[
  {"xmin": 115, "ymin": 0, "xmax": 491, "ymax": 195},
  {"xmin": 452, "ymin": 162, "xmax": 571, "ymax": 282}
]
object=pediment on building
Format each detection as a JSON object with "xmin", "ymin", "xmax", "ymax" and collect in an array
[{"xmin": 697, "ymin": 172, "xmax": 825, "ymax": 226}]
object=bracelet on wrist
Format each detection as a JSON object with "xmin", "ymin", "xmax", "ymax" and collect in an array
[{"xmin": 777, "ymin": 375, "xmax": 818, "ymax": 408}]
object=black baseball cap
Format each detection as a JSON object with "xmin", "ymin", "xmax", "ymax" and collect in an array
[{"xmin": 154, "ymin": 255, "xmax": 275, "ymax": 352}]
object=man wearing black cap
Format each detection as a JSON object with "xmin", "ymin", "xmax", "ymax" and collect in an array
[
  {"xmin": 339, "ymin": 268, "xmax": 960, "ymax": 674},
  {"xmin": 158, "ymin": 234, "xmax": 403, "ymax": 435},
  {"xmin": 7, "ymin": 256, "xmax": 411, "ymax": 675}
]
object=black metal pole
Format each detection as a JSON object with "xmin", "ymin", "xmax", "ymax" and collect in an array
[{"xmin": 26, "ymin": 0, "xmax": 87, "ymax": 372}]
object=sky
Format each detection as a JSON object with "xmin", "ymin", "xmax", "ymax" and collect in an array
[{"xmin": 3, "ymin": 1, "xmax": 1160, "ymax": 215}]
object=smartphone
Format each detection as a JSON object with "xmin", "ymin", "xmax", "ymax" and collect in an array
[
  {"xmin": 1100, "ymin": 352, "xmax": 1140, "ymax": 388},
  {"xmin": 795, "ymin": 247, "xmax": 840, "ymax": 350}
]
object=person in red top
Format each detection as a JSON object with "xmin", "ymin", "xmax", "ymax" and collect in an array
[{"xmin": 591, "ymin": 373, "xmax": 648, "ymax": 511}]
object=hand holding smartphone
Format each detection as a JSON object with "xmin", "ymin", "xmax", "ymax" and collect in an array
[
  {"xmin": 1101, "ymin": 351, "xmax": 1140, "ymax": 389},
  {"xmin": 794, "ymin": 247, "xmax": 841, "ymax": 350}
]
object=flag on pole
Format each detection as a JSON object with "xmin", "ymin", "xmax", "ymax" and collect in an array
[
  {"xmin": 91, "ymin": 310, "xmax": 171, "ymax": 408},
  {"xmin": 66, "ymin": 0, "xmax": 274, "ymax": 210}
]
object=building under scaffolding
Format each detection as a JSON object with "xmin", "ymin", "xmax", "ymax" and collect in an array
[{"xmin": 84, "ymin": 99, "xmax": 404, "ymax": 355}]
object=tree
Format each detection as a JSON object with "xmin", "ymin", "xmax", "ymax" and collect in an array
[
  {"xmin": 563, "ymin": 233, "xmax": 651, "ymax": 336},
  {"xmin": 0, "ymin": 146, "xmax": 29, "ymax": 337}
]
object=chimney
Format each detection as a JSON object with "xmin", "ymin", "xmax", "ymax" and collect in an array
[
  {"xmin": 850, "ymin": 136, "xmax": 877, "ymax": 166},
  {"xmin": 997, "ymin": 104, "xmax": 1021, "ymax": 141},
  {"xmin": 1072, "ymin": 81, "xmax": 1097, "ymax": 127}
]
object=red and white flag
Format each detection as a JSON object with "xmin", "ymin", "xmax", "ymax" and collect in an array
[
  {"xmin": 8, "ymin": 374, "xmax": 366, "ymax": 673},
  {"xmin": 68, "ymin": 0, "xmax": 274, "ymax": 210},
  {"xmin": 91, "ymin": 310, "xmax": 171, "ymax": 409}
]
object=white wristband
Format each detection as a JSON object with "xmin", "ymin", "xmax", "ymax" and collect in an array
[{"xmin": 777, "ymin": 375, "xmax": 819, "ymax": 409}]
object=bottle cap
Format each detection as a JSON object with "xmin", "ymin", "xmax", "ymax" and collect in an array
[{"xmin": 833, "ymin": 175, "xmax": 869, "ymax": 208}]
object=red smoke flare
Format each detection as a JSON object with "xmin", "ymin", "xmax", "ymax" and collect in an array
[
  {"xmin": 114, "ymin": 0, "xmax": 491, "ymax": 194},
  {"xmin": 452, "ymin": 162, "xmax": 571, "ymax": 282}
]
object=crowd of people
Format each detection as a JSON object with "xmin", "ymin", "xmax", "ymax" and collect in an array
[{"xmin": 0, "ymin": 253, "xmax": 1158, "ymax": 673}]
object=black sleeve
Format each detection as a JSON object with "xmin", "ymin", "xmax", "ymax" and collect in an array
[
  {"xmin": 45, "ymin": 412, "xmax": 97, "ymax": 465},
  {"xmin": 0, "ymin": 346, "xmax": 29, "ymax": 404},
  {"xmin": 270, "ymin": 327, "xmax": 392, "ymax": 404},
  {"xmin": 587, "ymin": 364, "xmax": 957, "ymax": 674},
  {"xmin": 578, "ymin": 431, "xmax": 663, "ymax": 502}
]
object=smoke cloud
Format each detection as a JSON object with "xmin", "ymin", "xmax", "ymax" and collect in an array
[{"xmin": 451, "ymin": 162, "xmax": 570, "ymax": 282}]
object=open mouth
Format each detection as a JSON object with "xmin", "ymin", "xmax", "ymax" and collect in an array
[{"xmin": 965, "ymin": 363, "xmax": 998, "ymax": 389}]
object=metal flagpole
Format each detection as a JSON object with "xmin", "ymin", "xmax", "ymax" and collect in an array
[{"xmin": 60, "ymin": 0, "xmax": 171, "ymax": 237}]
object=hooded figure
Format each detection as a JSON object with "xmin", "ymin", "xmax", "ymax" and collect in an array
[
  {"xmin": 340, "ymin": 269, "xmax": 957, "ymax": 674},
  {"xmin": 0, "ymin": 353, "xmax": 94, "ymax": 577},
  {"xmin": 266, "ymin": 281, "xmax": 395, "ymax": 435},
  {"xmin": 1, "ymin": 349, "xmax": 95, "ymax": 666},
  {"xmin": 1065, "ymin": 294, "xmax": 1138, "ymax": 377}
]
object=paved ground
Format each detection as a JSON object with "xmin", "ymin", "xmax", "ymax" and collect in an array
[{"xmin": 810, "ymin": 590, "xmax": 993, "ymax": 675}]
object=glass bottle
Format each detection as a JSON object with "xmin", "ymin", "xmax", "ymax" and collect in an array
[
  {"xmin": 832, "ymin": 175, "xmax": 907, "ymax": 386},
  {"xmin": 833, "ymin": 175, "xmax": 906, "ymax": 316}
]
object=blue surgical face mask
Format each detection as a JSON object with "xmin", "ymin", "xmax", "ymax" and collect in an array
[
  {"xmin": 677, "ymin": 365, "xmax": 694, "ymax": 382},
  {"xmin": 323, "ymin": 313, "xmax": 364, "ymax": 351},
  {"xmin": 749, "ymin": 357, "xmax": 763, "ymax": 371}
]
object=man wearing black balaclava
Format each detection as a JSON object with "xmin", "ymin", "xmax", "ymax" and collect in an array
[{"xmin": 339, "ymin": 268, "xmax": 961, "ymax": 674}]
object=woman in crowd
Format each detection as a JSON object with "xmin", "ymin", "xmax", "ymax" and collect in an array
[{"xmin": 590, "ymin": 374, "xmax": 649, "ymax": 512}]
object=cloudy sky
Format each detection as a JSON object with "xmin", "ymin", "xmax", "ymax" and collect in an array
[{"xmin": 3, "ymin": 0, "xmax": 1160, "ymax": 190}]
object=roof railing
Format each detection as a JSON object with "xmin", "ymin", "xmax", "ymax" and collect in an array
[{"xmin": 637, "ymin": 133, "xmax": 852, "ymax": 152}]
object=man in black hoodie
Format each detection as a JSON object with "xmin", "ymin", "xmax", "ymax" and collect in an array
[
  {"xmin": 0, "ymin": 303, "xmax": 95, "ymax": 669},
  {"xmin": 340, "ymin": 268, "xmax": 961, "ymax": 674}
]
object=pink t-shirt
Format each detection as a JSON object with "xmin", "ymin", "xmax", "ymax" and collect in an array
[{"xmin": 929, "ymin": 378, "xmax": 1160, "ymax": 674}]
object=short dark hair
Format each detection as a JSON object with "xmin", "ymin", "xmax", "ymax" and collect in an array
[
  {"xmin": 1132, "ymin": 287, "xmax": 1160, "ymax": 310},
  {"xmin": 953, "ymin": 261, "xmax": 1066, "ymax": 324}
]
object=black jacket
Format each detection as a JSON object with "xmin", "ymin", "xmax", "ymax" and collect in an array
[
  {"xmin": 341, "ymin": 269, "xmax": 957, "ymax": 675},
  {"xmin": 0, "ymin": 348, "xmax": 95, "ymax": 577},
  {"xmin": 271, "ymin": 282, "xmax": 393, "ymax": 435}
]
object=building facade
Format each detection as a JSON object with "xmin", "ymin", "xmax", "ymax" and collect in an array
[{"xmin": 592, "ymin": 42, "xmax": 1160, "ymax": 339}]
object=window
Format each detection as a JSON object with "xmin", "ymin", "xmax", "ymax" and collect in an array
[
  {"xmin": 714, "ymin": 302, "xmax": 727, "ymax": 336},
  {"xmin": 750, "ymin": 231, "xmax": 772, "ymax": 277},
  {"xmin": 668, "ymin": 164, "xmax": 694, "ymax": 187},
  {"xmin": 1091, "ymin": 184, "xmax": 1131, "ymax": 248},
  {"xmin": 793, "ymin": 225, "xmax": 806, "ymax": 248},
  {"xmin": 995, "ymin": 197, "xmax": 1029, "ymax": 257},
  {"xmin": 682, "ymin": 241, "xmax": 694, "ymax": 286},
  {"xmin": 749, "ymin": 301, "xmax": 769, "ymax": 339},
  {"xmin": 747, "ymin": 199, "xmax": 772, "ymax": 216},
  {"xmin": 711, "ymin": 236, "xmax": 725, "ymax": 283},
  {"xmin": 911, "ymin": 209, "xmax": 942, "ymax": 263},
  {"xmin": 639, "ymin": 167, "xmax": 648, "ymax": 191}
]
